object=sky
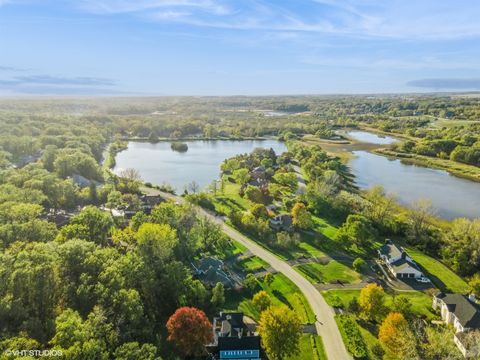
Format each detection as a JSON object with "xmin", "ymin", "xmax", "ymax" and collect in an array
[{"xmin": 1, "ymin": 0, "xmax": 480, "ymax": 96}]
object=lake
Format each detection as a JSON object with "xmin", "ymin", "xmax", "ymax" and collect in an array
[
  {"xmin": 350, "ymin": 150, "xmax": 480, "ymax": 220},
  {"xmin": 114, "ymin": 140, "xmax": 287, "ymax": 191}
]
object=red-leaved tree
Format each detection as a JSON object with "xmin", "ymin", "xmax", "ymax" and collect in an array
[{"xmin": 166, "ymin": 306, "xmax": 213, "ymax": 356}]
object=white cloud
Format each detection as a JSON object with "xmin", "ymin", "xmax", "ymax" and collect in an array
[{"xmin": 77, "ymin": 0, "xmax": 230, "ymax": 16}]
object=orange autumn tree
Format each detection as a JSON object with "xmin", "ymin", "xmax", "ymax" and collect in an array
[
  {"xmin": 378, "ymin": 312, "xmax": 417, "ymax": 358},
  {"xmin": 166, "ymin": 307, "xmax": 213, "ymax": 357}
]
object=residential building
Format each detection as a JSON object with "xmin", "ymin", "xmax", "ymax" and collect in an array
[
  {"xmin": 269, "ymin": 214, "xmax": 293, "ymax": 232},
  {"xmin": 192, "ymin": 257, "xmax": 234, "ymax": 288},
  {"xmin": 378, "ymin": 239, "xmax": 424, "ymax": 279},
  {"xmin": 433, "ymin": 293, "xmax": 480, "ymax": 357},
  {"xmin": 208, "ymin": 312, "xmax": 261, "ymax": 360}
]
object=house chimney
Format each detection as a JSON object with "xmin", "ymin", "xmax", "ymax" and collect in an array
[
  {"xmin": 385, "ymin": 238, "xmax": 391, "ymax": 244},
  {"xmin": 468, "ymin": 294, "xmax": 476, "ymax": 303}
]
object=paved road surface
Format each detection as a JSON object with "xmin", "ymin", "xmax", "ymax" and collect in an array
[
  {"xmin": 144, "ymin": 187, "xmax": 351, "ymax": 360},
  {"xmin": 293, "ymin": 164, "xmax": 307, "ymax": 195}
]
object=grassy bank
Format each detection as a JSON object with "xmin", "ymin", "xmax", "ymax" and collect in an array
[{"xmin": 375, "ymin": 148, "xmax": 480, "ymax": 182}]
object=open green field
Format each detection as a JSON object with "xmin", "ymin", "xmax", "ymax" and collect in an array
[
  {"xmin": 406, "ymin": 247, "xmax": 470, "ymax": 293},
  {"xmin": 295, "ymin": 261, "xmax": 361, "ymax": 284}
]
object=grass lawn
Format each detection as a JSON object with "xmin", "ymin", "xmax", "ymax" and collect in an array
[
  {"xmin": 223, "ymin": 273, "xmax": 327, "ymax": 360},
  {"xmin": 287, "ymin": 334, "xmax": 327, "ymax": 360},
  {"xmin": 225, "ymin": 273, "xmax": 314, "ymax": 324},
  {"xmin": 295, "ymin": 261, "xmax": 361, "ymax": 284},
  {"xmin": 312, "ymin": 215, "xmax": 339, "ymax": 241},
  {"xmin": 297, "ymin": 242, "xmax": 326, "ymax": 258},
  {"xmin": 406, "ymin": 247, "xmax": 470, "ymax": 293},
  {"xmin": 216, "ymin": 239, "xmax": 247, "ymax": 258},
  {"xmin": 211, "ymin": 182, "xmax": 252, "ymax": 214},
  {"xmin": 322, "ymin": 289, "xmax": 437, "ymax": 319},
  {"xmin": 236, "ymin": 256, "xmax": 269, "ymax": 272}
]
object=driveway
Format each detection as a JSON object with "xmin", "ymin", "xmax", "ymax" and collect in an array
[
  {"xmin": 292, "ymin": 164, "xmax": 307, "ymax": 195},
  {"xmin": 148, "ymin": 187, "xmax": 351, "ymax": 360}
]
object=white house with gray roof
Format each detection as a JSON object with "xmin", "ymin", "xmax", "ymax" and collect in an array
[
  {"xmin": 378, "ymin": 239, "xmax": 424, "ymax": 279},
  {"xmin": 433, "ymin": 293, "xmax": 480, "ymax": 357}
]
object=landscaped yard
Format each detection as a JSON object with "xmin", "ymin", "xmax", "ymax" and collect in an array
[
  {"xmin": 287, "ymin": 334, "xmax": 327, "ymax": 360},
  {"xmin": 211, "ymin": 181, "xmax": 252, "ymax": 214},
  {"xmin": 236, "ymin": 256, "xmax": 269, "ymax": 272},
  {"xmin": 406, "ymin": 246, "xmax": 470, "ymax": 293},
  {"xmin": 223, "ymin": 272, "xmax": 327, "ymax": 360},
  {"xmin": 294, "ymin": 261, "xmax": 361, "ymax": 284},
  {"xmin": 322, "ymin": 289, "xmax": 436, "ymax": 319}
]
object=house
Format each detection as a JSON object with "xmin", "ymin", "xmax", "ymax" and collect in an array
[
  {"xmin": 71, "ymin": 174, "xmax": 101, "ymax": 189},
  {"xmin": 140, "ymin": 194, "xmax": 165, "ymax": 214},
  {"xmin": 44, "ymin": 209, "xmax": 76, "ymax": 228},
  {"xmin": 192, "ymin": 257, "xmax": 234, "ymax": 288},
  {"xmin": 269, "ymin": 214, "xmax": 293, "ymax": 232},
  {"xmin": 250, "ymin": 166, "xmax": 266, "ymax": 179},
  {"xmin": 378, "ymin": 239, "xmax": 425, "ymax": 279},
  {"xmin": 433, "ymin": 293, "xmax": 480, "ymax": 357},
  {"xmin": 207, "ymin": 312, "xmax": 262, "ymax": 360}
]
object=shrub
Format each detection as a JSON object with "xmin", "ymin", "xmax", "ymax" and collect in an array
[{"xmin": 336, "ymin": 314, "xmax": 367, "ymax": 359}]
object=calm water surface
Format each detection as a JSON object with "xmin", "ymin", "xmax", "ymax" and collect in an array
[
  {"xmin": 346, "ymin": 130, "xmax": 399, "ymax": 145},
  {"xmin": 114, "ymin": 140, "xmax": 287, "ymax": 191},
  {"xmin": 350, "ymin": 151, "xmax": 480, "ymax": 220}
]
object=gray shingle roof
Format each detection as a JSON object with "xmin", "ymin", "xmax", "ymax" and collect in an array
[
  {"xmin": 378, "ymin": 242, "xmax": 403, "ymax": 259},
  {"xmin": 437, "ymin": 293, "xmax": 480, "ymax": 329},
  {"xmin": 389, "ymin": 258, "xmax": 421, "ymax": 272}
]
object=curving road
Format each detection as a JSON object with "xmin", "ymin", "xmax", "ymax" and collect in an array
[{"xmin": 145, "ymin": 187, "xmax": 351, "ymax": 360}]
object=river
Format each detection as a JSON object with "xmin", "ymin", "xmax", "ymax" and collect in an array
[{"xmin": 346, "ymin": 131, "xmax": 480, "ymax": 220}]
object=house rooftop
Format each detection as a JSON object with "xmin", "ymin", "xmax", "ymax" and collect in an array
[
  {"xmin": 213, "ymin": 312, "xmax": 260, "ymax": 352},
  {"xmin": 378, "ymin": 241, "xmax": 404, "ymax": 259},
  {"xmin": 389, "ymin": 257, "xmax": 421, "ymax": 272},
  {"xmin": 436, "ymin": 293, "xmax": 480, "ymax": 329}
]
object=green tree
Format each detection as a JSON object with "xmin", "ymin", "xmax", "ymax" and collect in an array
[
  {"xmin": 258, "ymin": 306, "xmax": 302, "ymax": 360},
  {"xmin": 233, "ymin": 168, "xmax": 250, "ymax": 185},
  {"xmin": 352, "ymin": 257, "xmax": 366, "ymax": 272},
  {"xmin": 70, "ymin": 206, "xmax": 113, "ymax": 246},
  {"xmin": 114, "ymin": 342, "xmax": 160, "ymax": 360},
  {"xmin": 135, "ymin": 223, "xmax": 178, "ymax": 262},
  {"xmin": 336, "ymin": 214, "xmax": 377, "ymax": 247},
  {"xmin": 244, "ymin": 273, "xmax": 258, "ymax": 293},
  {"xmin": 291, "ymin": 202, "xmax": 313, "ymax": 230},
  {"xmin": 252, "ymin": 291, "xmax": 271, "ymax": 312},
  {"xmin": 244, "ymin": 185, "xmax": 265, "ymax": 204},
  {"xmin": 211, "ymin": 282, "xmax": 225, "ymax": 308}
]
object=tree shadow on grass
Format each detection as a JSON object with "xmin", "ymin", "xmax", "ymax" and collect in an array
[{"xmin": 272, "ymin": 289, "xmax": 293, "ymax": 310}]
